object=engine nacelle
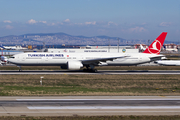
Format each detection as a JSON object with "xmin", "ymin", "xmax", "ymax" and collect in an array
[{"xmin": 67, "ymin": 61, "xmax": 83, "ymax": 70}]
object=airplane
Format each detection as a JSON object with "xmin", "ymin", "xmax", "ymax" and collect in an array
[
  {"xmin": 0, "ymin": 45, "xmax": 27, "ymax": 50},
  {"xmin": 155, "ymin": 60, "xmax": 180, "ymax": 66},
  {"xmin": 139, "ymin": 44, "xmax": 146, "ymax": 51},
  {"xmin": 8, "ymin": 32, "xmax": 167, "ymax": 72},
  {"xmin": 0, "ymin": 49, "xmax": 8, "ymax": 65},
  {"xmin": 0, "ymin": 45, "xmax": 16, "ymax": 50}
]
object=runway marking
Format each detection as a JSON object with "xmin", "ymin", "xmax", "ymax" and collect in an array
[
  {"xmin": 16, "ymin": 99, "xmax": 180, "ymax": 101},
  {"xmin": 28, "ymin": 106, "xmax": 180, "ymax": 110},
  {"xmin": 2, "ymin": 73, "xmax": 180, "ymax": 75},
  {"xmin": 1, "ymin": 70, "xmax": 180, "ymax": 75},
  {"xmin": 0, "ymin": 101, "xmax": 84, "ymax": 104}
]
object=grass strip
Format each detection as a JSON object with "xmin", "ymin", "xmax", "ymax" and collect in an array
[{"xmin": 0, "ymin": 74, "xmax": 180, "ymax": 96}]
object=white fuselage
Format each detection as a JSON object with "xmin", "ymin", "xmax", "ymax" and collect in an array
[{"xmin": 8, "ymin": 52, "xmax": 162, "ymax": 67}]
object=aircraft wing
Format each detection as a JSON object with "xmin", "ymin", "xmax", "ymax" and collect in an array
[
  {"xmin": 149, "ymin": 55, "xmax": 165, "ymax": 61},
  {"xmin": 82, "ymin": 56, "xmax": 129, "ymax": 65}
]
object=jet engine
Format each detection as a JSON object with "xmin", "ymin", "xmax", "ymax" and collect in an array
[{"xmin": 67, "ymin": 61, "xmax": 83, "ymax": 70}]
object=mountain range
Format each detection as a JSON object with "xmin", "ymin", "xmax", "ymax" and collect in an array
[{"xmin": 0, "ymin": 32, "xmax": 175, "ymax": 46}]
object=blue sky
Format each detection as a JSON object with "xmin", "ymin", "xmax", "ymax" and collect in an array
[{"xmin": 0, "ymin": 0, "xmax": 180, "ymax": 41}]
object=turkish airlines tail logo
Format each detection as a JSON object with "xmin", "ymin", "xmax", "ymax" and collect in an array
[{"xmin": 143, "ymin": 32, "xmax": 167, "ymax": 54}]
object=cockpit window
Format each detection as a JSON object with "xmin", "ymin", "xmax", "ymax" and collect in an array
[{"xmin": 10, "ymin": 56, "xmax": 15, "ymax": 59}]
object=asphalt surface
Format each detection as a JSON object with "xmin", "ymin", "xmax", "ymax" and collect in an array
[
  {"xmin": 1, "ymin": 70, "xmax": 180, "ymax": 74},
  {"xmin": 0, "ymin": 96, "xmax": 180, "ymax": 116},
  {"xmin": 2, "ymin": 99, "xmax": 180, "ymax": 106}
]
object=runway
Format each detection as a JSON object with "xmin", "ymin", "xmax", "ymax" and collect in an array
[
  {"xmin": 1, "ymin": 70, "xmax": 180, "ymax": 75},
  {"xmin": 0, "ymin": 96, "xmax": 180, "ymax": 116}
]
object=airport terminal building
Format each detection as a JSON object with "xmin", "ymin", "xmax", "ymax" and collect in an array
[{"xmin": 48, "ymin": 45, "xmax": 139, "ymax": 53}]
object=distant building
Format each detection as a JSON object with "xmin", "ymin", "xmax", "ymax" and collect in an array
[
  {"xmin": 48, "ymin": 45, "xmax": 138, "ymax": 53},
  {"xmin": 80, "ymin": 45, "xmax": 135, "ymax": 49},
  {"xmin": 164, "ymin": 43, "xmax": 178, "ymax": 52},
  {"xmin": 135, "ymin": 43, "xmax": 179, "ymax": 52}
]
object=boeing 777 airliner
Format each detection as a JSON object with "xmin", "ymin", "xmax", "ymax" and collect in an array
[{"xmin": 8, "ymin": 32, "xmax": 167, "ymax": 72}]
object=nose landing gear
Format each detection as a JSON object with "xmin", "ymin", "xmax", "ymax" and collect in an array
[{"xmin": 17, "ymin": 66, "xmax": 22, "ymax": 72}]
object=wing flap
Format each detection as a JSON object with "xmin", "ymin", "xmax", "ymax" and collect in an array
[{"xmin": 149, "ymin": 55, "xmax": 165, "ymax": 61}]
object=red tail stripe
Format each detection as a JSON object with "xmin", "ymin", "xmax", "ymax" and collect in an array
[{"xmin": 143, "ymin": 32, "xmax": 167, "ymax": 54}]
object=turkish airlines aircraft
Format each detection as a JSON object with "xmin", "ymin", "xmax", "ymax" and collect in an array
[
  {"xmin": 8, "ymin": 32, "xmax": 167, "ymax": 72},
  {"xmin": 0, "ymin": 49, "xmax": 7, "ymax": 65}
]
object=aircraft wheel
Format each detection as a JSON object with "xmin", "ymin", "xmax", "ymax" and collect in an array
[
  {"xmin": 92, "ymin": 69, "xmax": 97, "ymax": 73},
  {"xmin": 83, "ymin": 69, "xmax": 97, "ymax": 72},
  {"xmin": 83, "ymin": 69, "xmax": 88, "ymax": 72}
]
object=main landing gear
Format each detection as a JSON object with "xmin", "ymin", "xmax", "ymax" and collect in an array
[
  {"xmin": 83, "ymin": 65, "xmax": 97, "ymax": 72},
  {"xmin": 83, "ymin": 69, "xmax": 97, "ymax": 72}
]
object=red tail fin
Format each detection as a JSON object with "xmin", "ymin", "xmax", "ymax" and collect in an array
[{"xmin": 143, "ymin": 32, "xmax": 167, "ymax": 54}]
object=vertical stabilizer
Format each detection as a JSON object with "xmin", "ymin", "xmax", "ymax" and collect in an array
[{"xmin": 143, "ymin": 32, "xmax": 167, "ymax": 54}]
